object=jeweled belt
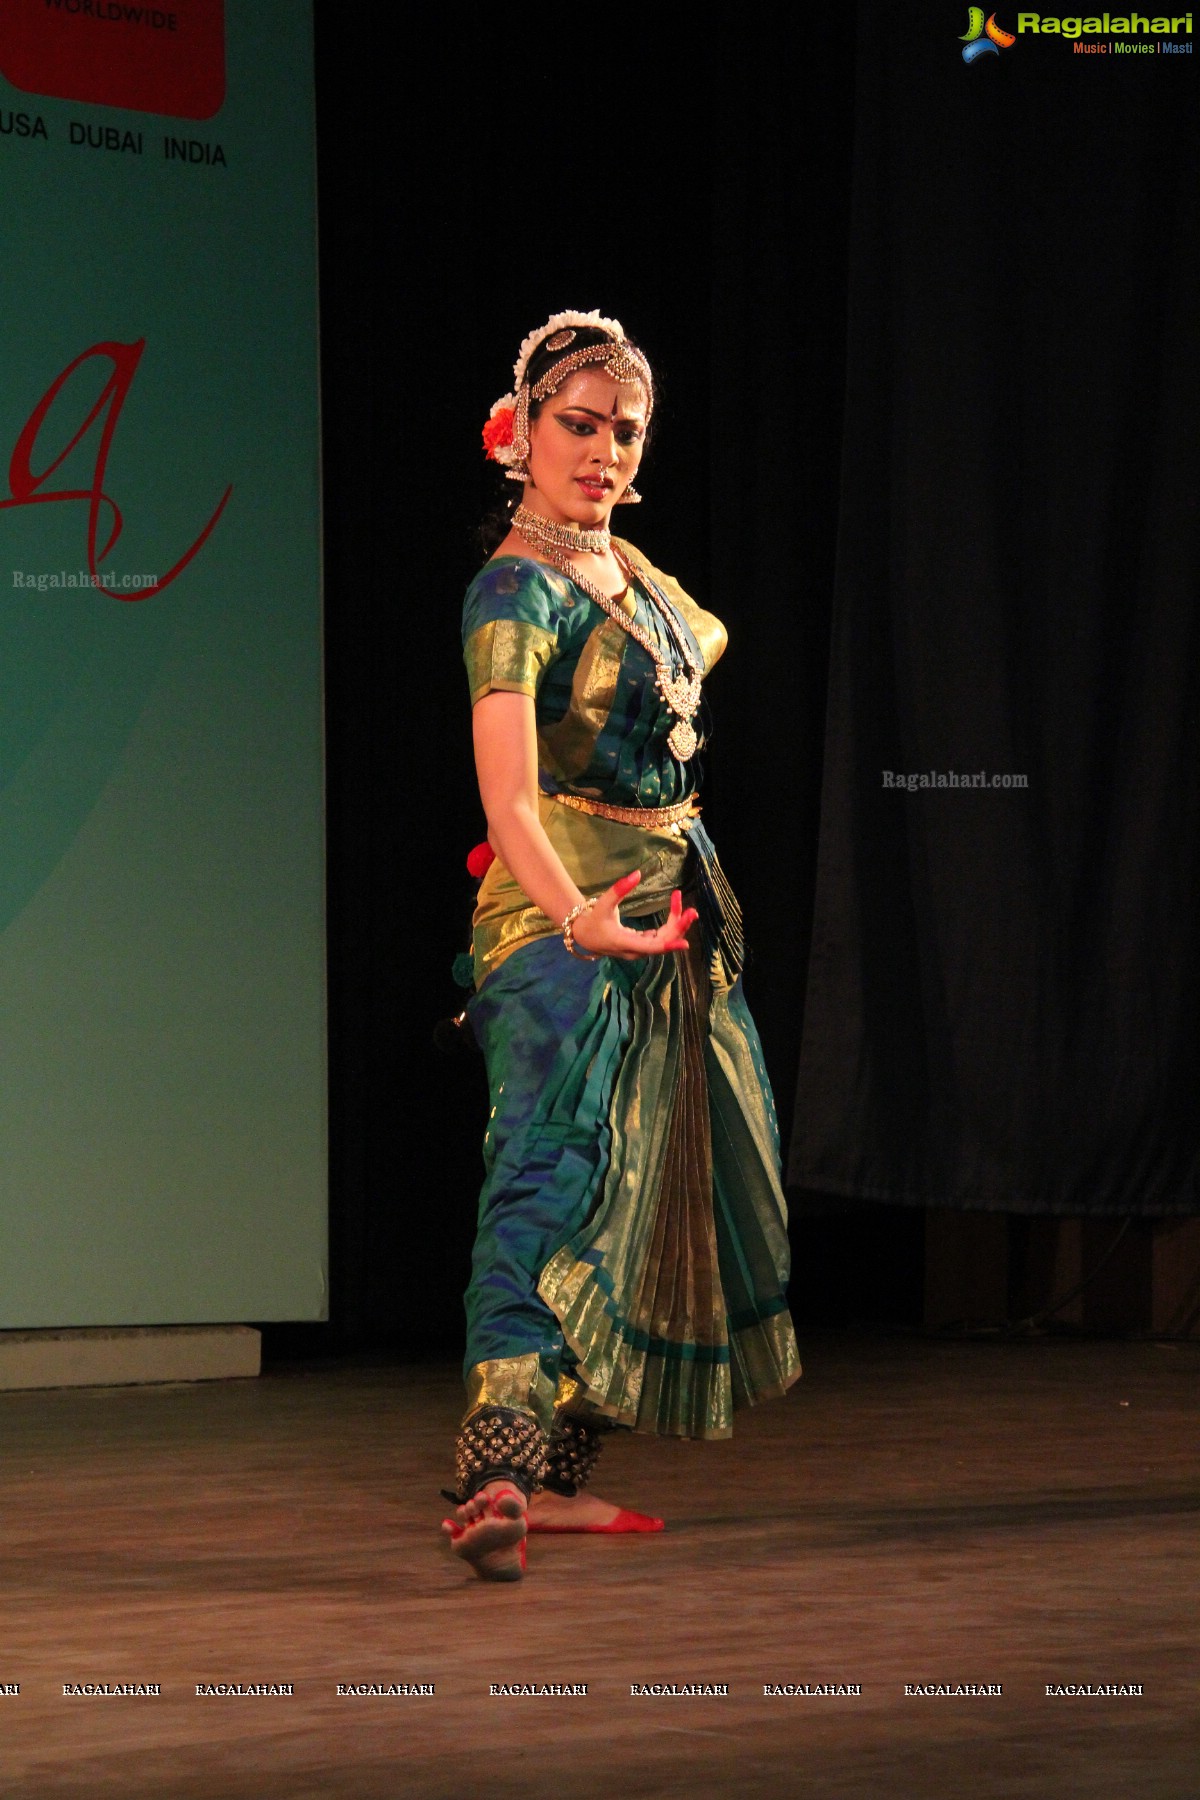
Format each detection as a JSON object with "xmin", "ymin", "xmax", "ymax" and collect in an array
[{"xmin": 548, "ymin": 791, "xmax": 700, "ymax": 833}]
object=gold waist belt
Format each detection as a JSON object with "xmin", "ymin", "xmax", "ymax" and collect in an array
[{"xmin": 549, "ymin": 791, "xmax": 701, "ymax": 833}]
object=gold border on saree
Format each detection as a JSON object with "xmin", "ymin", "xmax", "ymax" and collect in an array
[{"xmin": 548, "ymin": 791, "xmax": 701, "ymax": 833}]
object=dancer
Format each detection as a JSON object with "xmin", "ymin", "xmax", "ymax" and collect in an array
[{"xmin": 442, "ymin": 311, "xmax": 800, "ymax": 1581}]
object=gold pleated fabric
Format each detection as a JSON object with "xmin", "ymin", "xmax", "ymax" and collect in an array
[{"xmin": 538, "ymin": 928, "xmax": 800, "ymax": 1439}]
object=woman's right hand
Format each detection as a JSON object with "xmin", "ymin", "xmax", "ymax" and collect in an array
[{"xmin": 571, "ymin": 871, "xmax": 698, "ymax": 962}]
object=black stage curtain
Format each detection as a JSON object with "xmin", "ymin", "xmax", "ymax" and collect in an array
[{"xmin": 788, "ymin": 9, "xmax": 1199, "ymax": 1216}]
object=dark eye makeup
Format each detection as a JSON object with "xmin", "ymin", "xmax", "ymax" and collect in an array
[{"xmin": 555, "ymin": 410, "xmax": 644, "ymax": 442}]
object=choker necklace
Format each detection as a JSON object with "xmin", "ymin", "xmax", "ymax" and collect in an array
[
  {"xmin": 512, "ymin": 506, "xmax": 702, "ymax": 761},
  {"xmin": 513, "ymin": 504, "xmax": 609, "ymax": 556}
]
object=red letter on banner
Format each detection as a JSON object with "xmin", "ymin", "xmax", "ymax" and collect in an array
[{"xmin": 1, "ymin": 338, "xmax": 232, "ymax": 600}]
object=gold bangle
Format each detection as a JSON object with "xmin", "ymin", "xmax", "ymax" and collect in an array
[{"xmin": 561, "ymin": 897, "xmax": 600, "ymax": 962}]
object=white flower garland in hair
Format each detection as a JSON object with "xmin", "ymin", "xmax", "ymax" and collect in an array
[{"xmin": 511, "ymin": 309, "xmax": 625, "ymax": 390}]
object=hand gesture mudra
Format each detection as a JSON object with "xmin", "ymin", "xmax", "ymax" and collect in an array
[{"xmin": 569, "ymin": 870, "xmax": 698, "ymax": 962}]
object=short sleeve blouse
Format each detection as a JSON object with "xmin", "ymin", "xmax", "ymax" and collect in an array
[{"xmin": 462, "ymin": 551, "xmax": 726, "ymax": 811}]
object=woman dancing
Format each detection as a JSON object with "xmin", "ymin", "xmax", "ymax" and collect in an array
[{"xmin": 442, "ymin": 310, "xmax": 800, "ymax": 1581}]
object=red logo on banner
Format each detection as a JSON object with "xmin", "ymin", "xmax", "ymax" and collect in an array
[
  {"xmin": 0, "ymin": 339, "xmax": 233, "ymax": 600},
  {"xmin": 0, "ymin": 0, "xmax": 225, "ymax": 120}
]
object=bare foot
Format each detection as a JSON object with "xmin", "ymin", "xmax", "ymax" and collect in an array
[
  {"xmin": 526, "ymin": 1490, "xmax": 663, "ymax": 1531},
  {"xmin": 527, "ymin": 1489, "xmax": 621, "ymax": 1528},
  {"xmin": 441, "ymin": 1481, "xmax": 527, "ymax": 1581}
]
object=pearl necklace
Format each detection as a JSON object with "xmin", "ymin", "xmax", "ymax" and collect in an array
[
  {"xmin": 513, "ymin": 505, "xmax": 703, "ymax": 761},
  {"xmin": 512, "ymin": 504, "xmax": 609, "ymax": 556}
]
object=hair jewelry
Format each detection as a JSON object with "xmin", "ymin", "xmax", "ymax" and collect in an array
[{"xmin": 483, "ymin": 310, "xmax": 654, "ymax": 485}]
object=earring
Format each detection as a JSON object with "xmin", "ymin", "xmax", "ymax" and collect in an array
[
  {"xmin": 615, "ymin": 483, "xmax": 642, "ymax": 505},
  {"xmin": 504, "ymin": 386, "xmax": 532, "ymax": 484}
]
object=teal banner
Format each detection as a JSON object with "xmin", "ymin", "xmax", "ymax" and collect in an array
[{"xmin": 0, "ymin": 2, "xmax": 326, "ymax": 1324}]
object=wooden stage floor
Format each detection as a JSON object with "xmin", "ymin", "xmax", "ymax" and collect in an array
[{"xmin": 1, "ymin": 1333, "xmax": 1195, "ymax": 1799}]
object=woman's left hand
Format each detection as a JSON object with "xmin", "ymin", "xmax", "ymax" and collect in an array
[{"xmin": 571, "ymin": 871, "xmax": 698, "ymax": 961}]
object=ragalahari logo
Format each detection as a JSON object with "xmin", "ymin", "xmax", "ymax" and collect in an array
[{"xmin": 960, "ymin": 8, "xmax": 1017, "ymax": 57}]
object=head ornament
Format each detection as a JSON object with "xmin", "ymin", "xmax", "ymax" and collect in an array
[{"xmin": 483, "ymin": 309, "xmax": 653, "ymax": 487}]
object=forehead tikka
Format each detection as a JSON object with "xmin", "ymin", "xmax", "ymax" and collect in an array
[{"xmin": 530, "ymin": 340, "xmax": 654, "ymax": 418}]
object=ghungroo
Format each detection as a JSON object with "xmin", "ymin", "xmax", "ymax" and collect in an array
[
  {"xmin": 542, "ymin": 1414, "xmax": 609, "ymax": 1497},
  {"xmin": 451, "ymin": 1405, "xmax": 548, "ymax": 1503}
]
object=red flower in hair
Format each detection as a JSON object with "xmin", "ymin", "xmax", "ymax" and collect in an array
[
  {"xmin": 466, "ymin": 842, "xmax": 496, "ymax": 878},
  {"xmin": 482, "ymin": 408, "xmax": 515, "ymax": 460}
]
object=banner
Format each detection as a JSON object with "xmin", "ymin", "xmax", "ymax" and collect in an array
[{"xmin": 0, "ymin": 0, "xmax": 326, "ymax": 1324}]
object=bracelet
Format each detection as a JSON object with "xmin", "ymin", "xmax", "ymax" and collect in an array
[{"xmin": 561, "ymin": 897, "xmax": 600, "ymax": 962}]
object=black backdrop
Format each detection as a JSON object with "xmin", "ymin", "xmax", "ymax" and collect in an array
[
  {"xmin": 302, "ymin": 8, "xmax": 1196, "ymax": 1356},
  {"xmin": 790, "ymin": 10, "xmax": 1199, "ymax": 1217}
]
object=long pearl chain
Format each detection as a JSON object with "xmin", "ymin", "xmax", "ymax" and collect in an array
[{"xmin": 513, "ymin": 505, "xmax": 702, "ymax": 761}]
